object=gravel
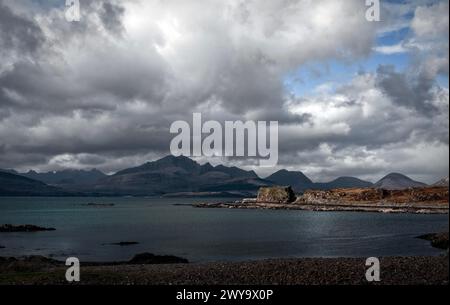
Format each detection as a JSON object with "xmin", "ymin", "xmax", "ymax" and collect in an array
[{"xmin": 0, "ymin": 256, "xmax": 447, "ymax": 285}]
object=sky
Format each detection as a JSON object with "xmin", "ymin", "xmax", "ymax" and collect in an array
[{"xmin": 0, "ymin": 0, "xmax": 448, "ymax": 183}]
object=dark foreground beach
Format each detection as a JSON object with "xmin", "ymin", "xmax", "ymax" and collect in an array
[{"xmin": 0, "ymin": 255, "xmax": 448, "ymax": 285}]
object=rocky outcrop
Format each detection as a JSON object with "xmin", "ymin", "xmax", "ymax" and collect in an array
[
  {"xmin": 128, "ymin": 253, "xmax": 188, "ymax": 264},
  {"xmin": 106, "ymin": 242, "xmax": 139, "ymax": 246},
  {"xmin": 418, "ymin": 232, "xmax": 449, "ymax": 250},
  {"xmin": 195, "ymin": 186, "xmax": 449, "ymax": 214},
  {"xmin": 297, "ymin": 187, "xmax": 449, "ymax": 205},
  {"xmin": 256, "ymin": 186, "xmax": 296, "ymax": 203},
  {"xmin": 82, "ymin": 203, "xmax": 115, "ymax": 207},
  {"xmin": 0, "ymin": 224, "xmax": 56, "ymax": 232}
]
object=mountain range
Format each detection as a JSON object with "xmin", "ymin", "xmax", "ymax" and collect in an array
[
  {"xmin": 89, "ymin": 155, "xmax": 269, "ymax": 196},
  {"xmin": 0, "ymin": 172, "xmax": 71, "ymax": 196},
  {"xmin": 22, "ymin": 169, "xmax": 106, "ymax": 187},
  {"xmin": 0, "ymin": 156, "xmax": 445, "ymax": 197}
]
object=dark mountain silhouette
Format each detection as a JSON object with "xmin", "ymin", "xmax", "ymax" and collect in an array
[
  {"xmin": 22, "ymin": 169, "xmax": 106, "ymax": 187},
  {"xmin": 92, "ymin": 155, "xmax": 270, "ymax": 196},
  {"xmin": 266, "ymin": 170, "xmax": 372, "ymax": 192},
  {"xmin": 312, "ymin": 177, "xmax": 373, "ymax": 190},
  {"xmin": 374, "ymin": 173, "xmax": 427, "ymax": 190},
  {"xmin": 266, "ymin": 170, "xmax": 313, "ymax": 192},
  {"xmin": 0, "ymin": 172, "xmax": 70, "ymax": 196},
  {"xmin": 1, "ymin": 157, "xmax": 442, "ymax": 196}
]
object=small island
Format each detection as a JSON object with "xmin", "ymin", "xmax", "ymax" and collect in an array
[
  {"xmin": 0, "ymin": 224, "xmax": 56, "ymax": 232},
  {"xmin": 104, "ymin": 241, "xmax": 140, "ymax": 246},
  {"xmin": 82, "ymin": 203, "xmax": 115, "ymax": 207},
  {"xmin": 194, "ymin": 186, "xmax": 449, "ymax": 214}
]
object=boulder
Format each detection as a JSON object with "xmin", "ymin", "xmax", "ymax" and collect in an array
[{"xmin": 257, "ymin": 186, "xmax": 296, "ymax": 204}]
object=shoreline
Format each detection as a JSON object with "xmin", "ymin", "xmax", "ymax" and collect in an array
[
  {"xmin": 0, "ymin": 255, "xmax": 447, "ymax": 285},
  {"xmin": 194, "ymin": 186, "xmax": 449, "ymax": 214},
  {"xmin": 193, "ymin": 201, "xmax": 449, "ymax": 214},
  {"xmin": 1, "ymin": 233, "xmax": 448, "ymax": 285}
]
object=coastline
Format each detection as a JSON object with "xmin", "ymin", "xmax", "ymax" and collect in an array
[
  {"xmin": 1, "ymin": 233, "xmax": 448, "ymax": 285},
  {"xmin": 194, "ymin": 186, "xmax": 449, "ymax": 214},
  {"xmin": 0, "ymin": 256, "xmax": 447, "ymax": 285},
  {"xmin": 193, "ymin": 201, "xmax": 449, "ymax": 214}
]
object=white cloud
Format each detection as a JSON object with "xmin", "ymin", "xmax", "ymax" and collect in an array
[
  {"xmin": 374, "ymin": 43, "xmax": 408, "ymax": 54},
  {"xmin": 411, "ymin": 1, "xmax": 449, "ymax": 38},
  {"xmin": 0, "ymin": 0, "xmax": 448, "ymax": 182}
]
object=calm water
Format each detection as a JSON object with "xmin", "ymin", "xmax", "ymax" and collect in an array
[{"xmin": 0, "ymin": 197, "xmax": 448, "ymax": 262}]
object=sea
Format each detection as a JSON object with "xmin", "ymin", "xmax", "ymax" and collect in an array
[{"xmin": 0, "ymin": 197, "xmax": 448, "ymax": 262}]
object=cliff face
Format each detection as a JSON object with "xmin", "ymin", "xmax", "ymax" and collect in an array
[{"xmin": 257, "ymin": 186, "xmax": 296, "ymax": 203}]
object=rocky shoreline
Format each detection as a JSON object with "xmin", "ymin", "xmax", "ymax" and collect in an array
[
  {"xmin": 0, "ymin": 256, "xmax": 447, "ymax": 285},
  {"xmin": 194, "ymin": 201, "xmax": 449, "ymax": 214},
  {"xmin": 1, "ymin": 233, "xmax": 447, "ymax": 285},
  {"xmin": 194, "ymin": 186, "xmax": 449, "ymax": 214}
]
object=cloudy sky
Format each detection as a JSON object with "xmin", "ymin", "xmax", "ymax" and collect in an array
[{"xmin": 0, "ymin": 0, "xmax": 448, "ymax": 183}]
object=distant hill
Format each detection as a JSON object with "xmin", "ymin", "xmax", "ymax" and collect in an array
[
  {"xmin": 312, "ymin": 177, "xmax": 373, "ymax": 190},
  {"xmin": 21, "ymin": 169, "xmax": 106, "ymax": 187},
  {"xmin": 266, "ymin": 171, "xmax": 372, "ymax": 192},
  {"xmin": 0, "ymin": 172, "xmax": 70, "ymax": 196},
  {"xmin": 0, "ymin": 169, "xmax": 19, "ymax": 175},
  {"xmin": 374, "ymin": 173, "xmax": 427, "ymax": 190},
  {"xmin": 266, "ymin": 170, "xmax": 313, "ymax": 192},
  {"xmin": 3, "ymin": 158, "xmax": 444, "ymax": 196},
  {"xmin": 92, "ymin": 155, "xmax": 271, "ymax": 196},
  {"xmin": 433, "ymin": 177, "xmax": 449, "ymax": 187}
]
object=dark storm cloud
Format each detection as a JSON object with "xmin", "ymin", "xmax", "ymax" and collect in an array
[
  {"xmin": 376, "ymin": 65, "xmax": 438, "ymax": 115},
  {"xmin": 0, "ymin": 0, "xmax": 44, "ymax": 53},
  {"xmin": 0, "ymin": 0, "xmax": 447, "ymax": 183},
  {"xmin": 100, "ymin": 1, "xmax": 125, "ymax": 35}
]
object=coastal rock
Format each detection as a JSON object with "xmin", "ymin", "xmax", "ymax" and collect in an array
[
  {"xmin": 0, "ymin": 224, "xmax": 56, "ymax": 232},
  {"xmin": 83, "ymin": 203, "xmax": 115, "ymax": 207},
  {"xmin": 197, "ymin": 186, "xmax": 448, "ymax": 214},
  {"xmin": 106, "ymin": 242, "xmax": 139, "ymax": 246},
  {"xmin": 129, "ymin": 253, "xmax": 188, "ymax": 264},
  {"xmin": 418, "ymin": 232, "xmax": 449, "ymax": 250},
  {"xmin": 297, "ymin": 187, "xmax": 449, "ymax": 205},
  {"xmin": 257, "ymin": 186, "xmax": 296, "ymax": 203}
]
